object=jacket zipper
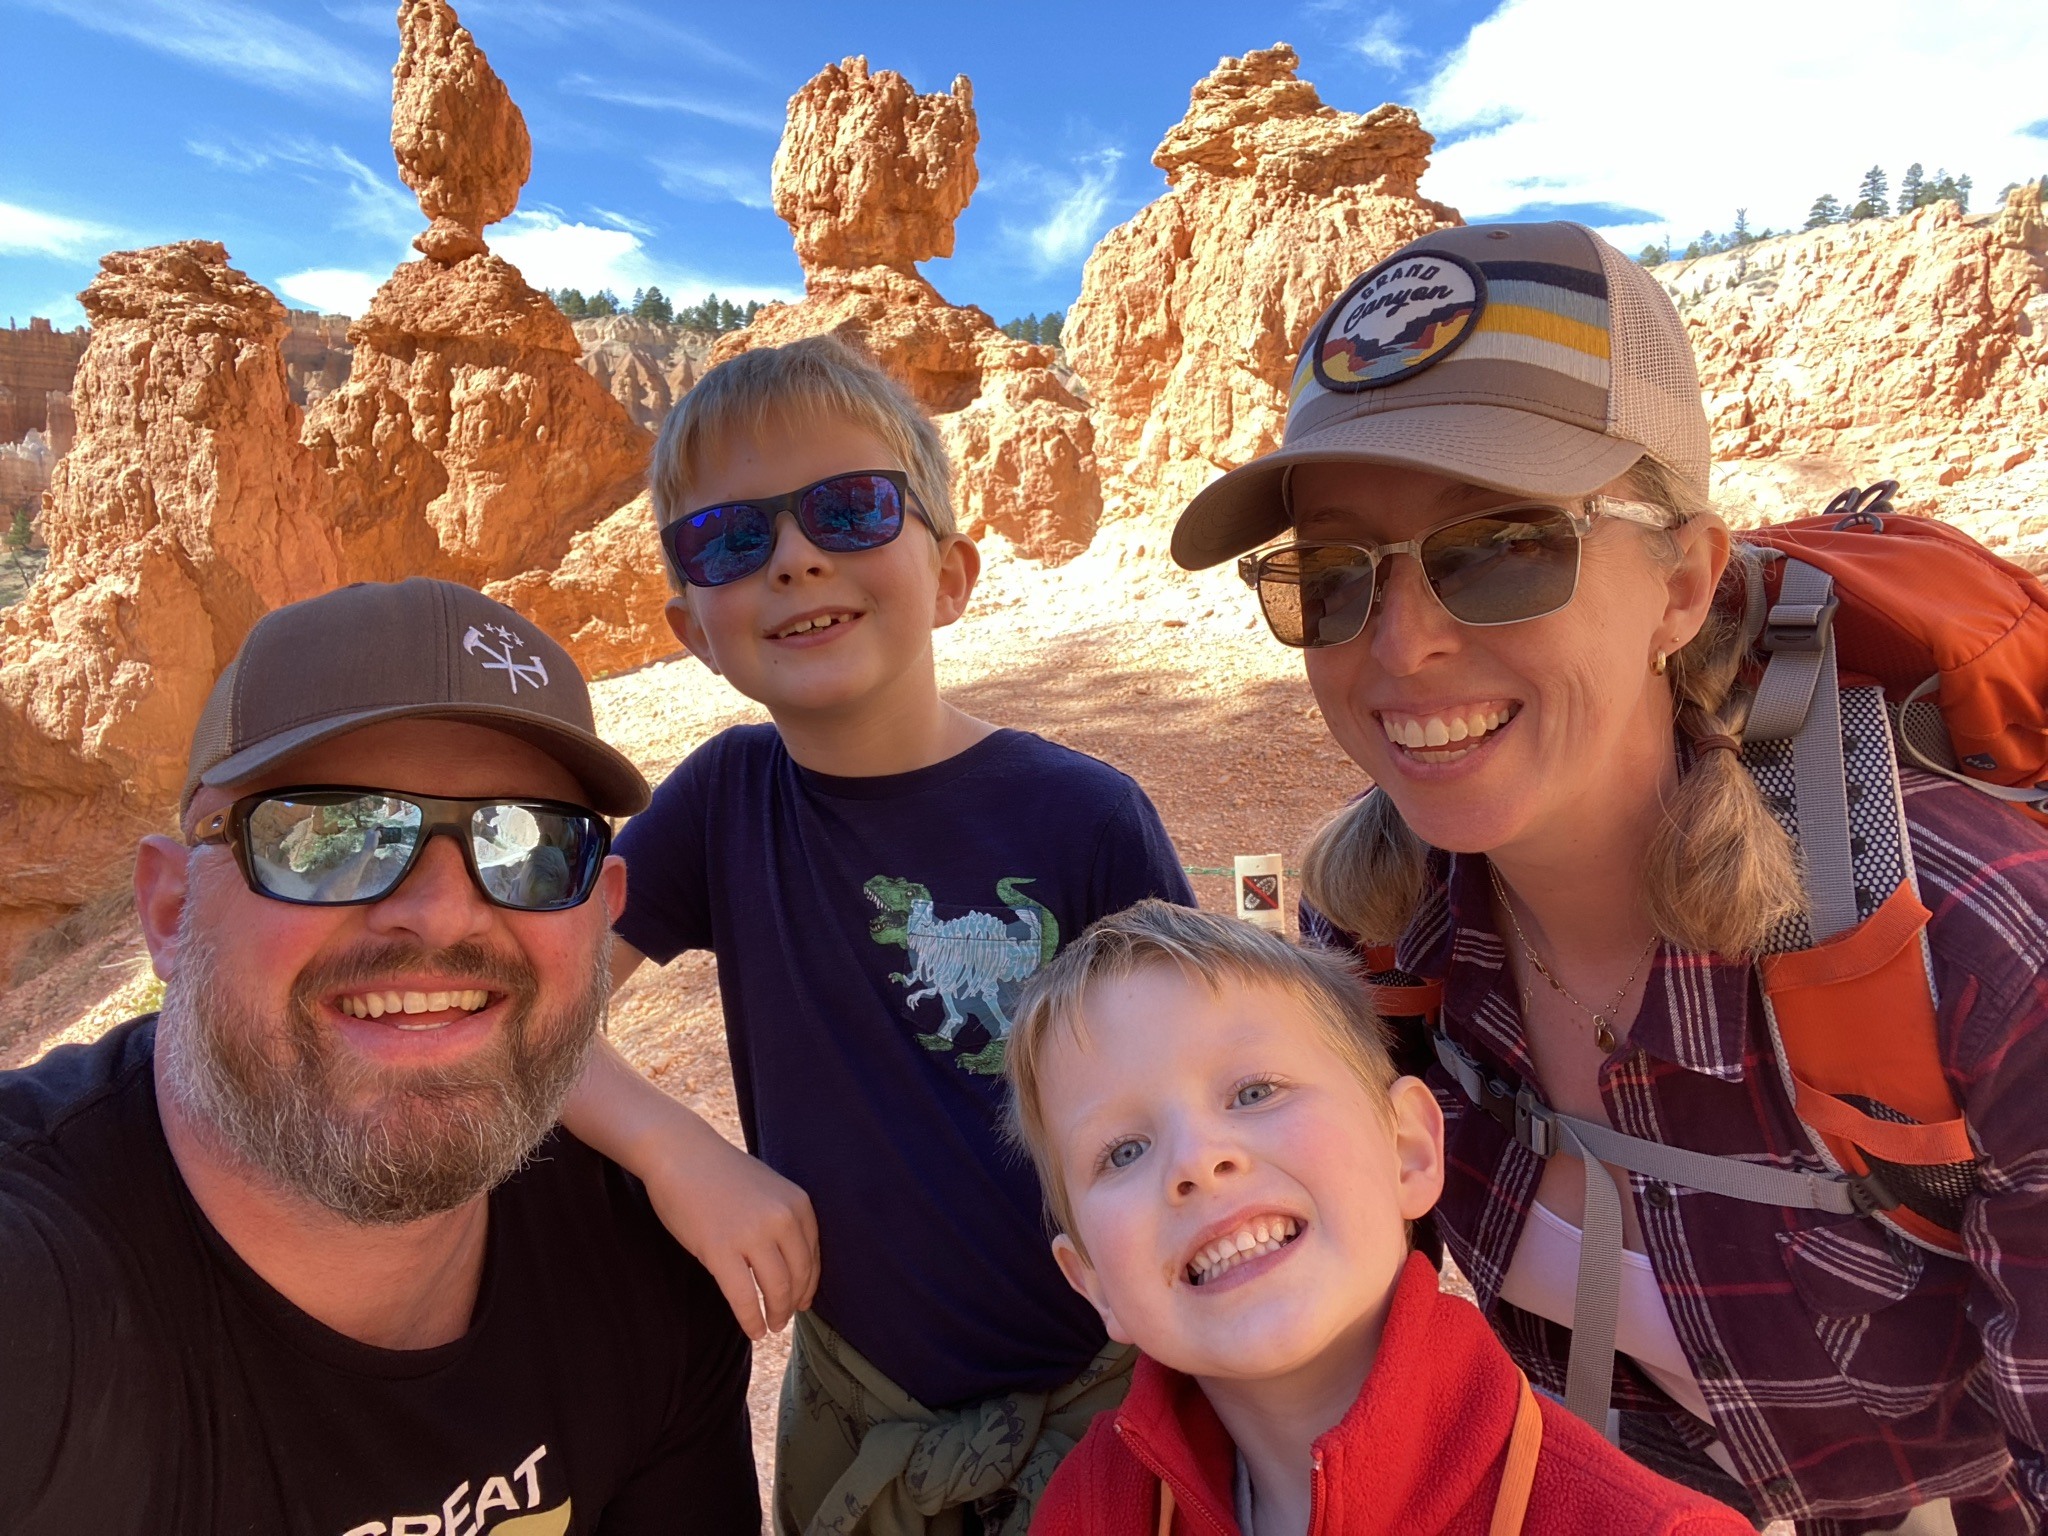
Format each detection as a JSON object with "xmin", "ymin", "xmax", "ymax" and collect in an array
[
  {"xmin": 1116, "ymin": 1418, "xmax": 1234, "ymax": 1535},
  {"xmin": 1306, "ymin": 1449, "xmax": 1326, "ymax": 1535}
]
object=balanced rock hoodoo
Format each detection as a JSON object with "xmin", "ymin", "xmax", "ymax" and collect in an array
[{"xmin": 717, "ymin": 57, "xmax": 1102, "ymax": 563}]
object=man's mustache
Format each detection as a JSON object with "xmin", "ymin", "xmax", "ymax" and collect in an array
[{"xmin": 288, "ymin": 940, "xmax": 540, "ymax": 1014}]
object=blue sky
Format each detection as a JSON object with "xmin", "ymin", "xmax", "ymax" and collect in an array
[{"xmin": 4, "ymin": 0, "xmax": 2047, "ymax": 331}]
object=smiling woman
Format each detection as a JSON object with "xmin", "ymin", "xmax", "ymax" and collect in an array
[{"xmin": 1165, "ymin": 219, "xmax": 2048, "ymax": 1533}]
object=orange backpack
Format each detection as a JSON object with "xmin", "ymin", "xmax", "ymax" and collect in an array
[{"xmin": 1733, "ymin": 483, "xmax": 2048, "ymax": 1255}]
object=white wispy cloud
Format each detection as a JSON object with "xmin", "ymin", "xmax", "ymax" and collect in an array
[
  {"xmin": 1025, "ymin": 148, "xmax": 1125, "ymax": 272},
  {"xmin": 186, "ymin": 137, "xmax": 419, "ymax": 251},
  {"xmin": 20, "ymin": 0, "xmax": 384, "ymax": 101},
  {"xmin": 0, "ymin": 200, "xmax": 119, "ymax": 259},
  {"xmin": 1418, "ymin": 0, "xmax": 2048, "ymax": 251},
  {"xmin": 592, "ymin": 207, "xmax": 657, "ymax": 238},
  {"xmin": 1352, "ymin": 13, "xmax": 1417, "ymax": 71},
  {"xmin": 651, "ymin": 156, "xmax": 774, "ymax": 211},
  {"xmin": 489, "ymin": 209, "xmax": 796, "ymax": 304},
  {"xmin": 276, "ymin": 268, "xmax": 385, "ymax": 315},
  {"xmin": 466, "ymin": 0, "xmax": 765, "ymax": 77},
  {"xmin": 559, "ymin": 74, "xmax": 780, "ymax": 133}
]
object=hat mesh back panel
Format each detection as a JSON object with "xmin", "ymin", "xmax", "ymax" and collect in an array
[
  {"xmin": 181, "ymin": 657, "xmax": 240, "ymax": 815},
  {"xmin": 1595, "ymin": 235, "xmax": 1712, "ymax": 496}
]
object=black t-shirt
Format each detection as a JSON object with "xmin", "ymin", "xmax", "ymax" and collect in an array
[
  {"xmin": 613, "ymin": 725, "xmax": 1194, "ymax": 1409},
  {"xmin": 0, "ymin": 1017, "xmax": 757, "ymax": 1536}
]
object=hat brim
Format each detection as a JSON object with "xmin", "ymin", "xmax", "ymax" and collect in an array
[
  {"xmin": 196, "ymin": 704, "xmax": 651, "ymax": 818},
  {"xmin": 1170, "ymin": 404, "xmax": 1648, "ymax": 570}
]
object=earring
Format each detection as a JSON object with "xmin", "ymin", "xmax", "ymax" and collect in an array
[{"xmin": 1652, "ymin": 650, "xmax": 1668, "ymax": 676}]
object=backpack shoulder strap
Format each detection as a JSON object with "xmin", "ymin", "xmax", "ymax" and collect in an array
[{"xmin": 1736, "ymin": 556, "xmax": 1975, "ymax": 1255}]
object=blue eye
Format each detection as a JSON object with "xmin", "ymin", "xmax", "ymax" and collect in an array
[
  {"xmin": 1105, "ymin": 1138, "xmax": 1147, "ymax": 1171},
  {"xmin": 1234, "ymin": 1081, "xmax": 1277, "ymax": 1107}
]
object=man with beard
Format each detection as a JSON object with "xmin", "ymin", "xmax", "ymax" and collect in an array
[{"xmin": 0, "ymin": 579, "xmax": 757, "ymax": 1535}]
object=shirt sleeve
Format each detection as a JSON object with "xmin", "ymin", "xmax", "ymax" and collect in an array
[
  {"xmin": 1956, "ymin": 954, "xmax": 2048, "ymax": 1516},
  {"xmin": 611, "ymin": 740, "xmax": 718, "ymax": 964},
  {"xmin": 594, "ymin": 1261, "xmax": 759, "ymax": 1534},
  {"xmin": 1087, "ymin": 776, "xmax": 1196, "ymax": 919}
]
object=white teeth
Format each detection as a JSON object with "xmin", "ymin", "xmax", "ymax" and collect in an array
[
  {"xmin": 339, "ymin": 988, "xmax": 493, "ymax": 1019},
  {"xmin": 1187, "ymin": 1217, "xmax": 1302, "ymax": 1286},
  {"xmin": 777, "ymin": 612, "xmax": 850, "ymax": 638},
  {"xmin": 1382, "ymin": 707, "xmax": 1516, "ymax": 756}
]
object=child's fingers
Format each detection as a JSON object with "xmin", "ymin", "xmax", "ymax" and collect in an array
[
  {"xmin": 750, "ymin": 1244, "xmax": 798, "ymax": 1333},
  {"xmin": 708, "ymin": 1254, "xmax": 770, "ymax": 1341}
]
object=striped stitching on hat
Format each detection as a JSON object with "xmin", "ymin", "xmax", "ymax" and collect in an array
[{"xmin": 1459, "ymin": 259, "xmax": 1612, "ymax": 390}]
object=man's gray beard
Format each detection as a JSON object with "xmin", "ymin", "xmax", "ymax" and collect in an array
[{"xmin": 157, "ymin": 912, "xmax": 610, "ymax": 1226}]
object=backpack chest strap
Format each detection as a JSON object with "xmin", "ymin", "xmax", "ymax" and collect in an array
[{"xmin": 1431, "ymin": 1031, "xmax": 1885, "ymax": 1438}]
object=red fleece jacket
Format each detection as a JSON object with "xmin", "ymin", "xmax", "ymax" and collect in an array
[{"xmin": 1033, "ymin": 1252, "xmax": 1750, "ymax": 1535}]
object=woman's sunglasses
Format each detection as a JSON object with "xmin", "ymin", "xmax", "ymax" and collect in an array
[
  {"xmin": 661, "ymin": 469, "xmax": 934, "ymax": 588},
  {"xmin": 1237, "ymin": 501, "xmax": 1608, "ymax": 649},
  {"xmin": 191, "ymin": 787, "xmax": 611, "ymax": 912}
]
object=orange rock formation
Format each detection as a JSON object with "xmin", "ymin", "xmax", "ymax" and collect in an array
[
  {"xmin": 0, "ymin": 244, "xmax": 342, "ymax": 960},
  {"xmin": 717, "ymin": 57, "xmax": 1101, "ymax": 562},
  {"xmin": 391, "ymin": 0, "xmax": 530, "ymax": 264},
  {"xmin": 0, "ymin": 0, "xmax": 660, "ymax": 965},
  {"xmin": 304, "ymin": 0, "xmax": 649, "ymax": 590},
  {"xmin": 1064, "ymin": 45, "xmax": 1460, "ymax": 524},
  {"xmin": 1661, "ymin": 191, "xmax": 2048, "ymax": 569}
]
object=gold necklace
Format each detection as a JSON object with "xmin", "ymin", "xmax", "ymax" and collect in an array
[{"xmin": 1487, "ymin": 863, "xmax": 1658, "ymax": 1053}]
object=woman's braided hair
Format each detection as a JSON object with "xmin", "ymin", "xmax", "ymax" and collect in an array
[{"xmin": 1299, "ymin": 457, "xmax": 1807, "ymax": 958}]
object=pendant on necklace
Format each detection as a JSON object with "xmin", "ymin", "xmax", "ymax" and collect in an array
[{"xmin": 1592, "ymin": 1016, "xmax": 1617, "ymax": 1052}]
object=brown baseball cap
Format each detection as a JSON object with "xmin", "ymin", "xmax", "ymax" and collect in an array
[
  {"xmin": 180, "ymin": 579, "xmax": 649, "ymax": 819},
  {"xmin": 1171, "ymin": 221, "xmax": 1711, "ymax": 569}
]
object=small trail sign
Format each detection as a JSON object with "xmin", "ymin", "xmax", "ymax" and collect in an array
[{"xmin": 1234, "ymin": 853, "xmax": 1285, "ymax": 934}]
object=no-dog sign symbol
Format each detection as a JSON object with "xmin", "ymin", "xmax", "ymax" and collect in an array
[{"xmin": 1234, "ymin": 854, "xmax": 1285, "ymax": 934}]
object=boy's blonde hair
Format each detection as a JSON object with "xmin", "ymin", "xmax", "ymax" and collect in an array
[
  {"xmin": 650, "ymin": 334, "xmax": 958, "ymax": 591},
  {"xmin": 1005, "ymin": 899, "xmax": 1396, "ymax": 1243}
]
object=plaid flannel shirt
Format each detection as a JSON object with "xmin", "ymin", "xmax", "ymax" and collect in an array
[{"xmin": 1308, "ymin": 772, "xmax": 2048, "ymax": 1535}]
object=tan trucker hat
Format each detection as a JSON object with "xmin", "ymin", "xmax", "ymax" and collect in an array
[
  {"xmin": 180, "ymin": 579, "xmax": 649, "ymax": 819},
  {"xmin": 1170, "ymin": 221, "xmax": 1710, "ymax": 569}
]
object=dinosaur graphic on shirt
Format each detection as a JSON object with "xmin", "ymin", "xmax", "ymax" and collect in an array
[{"xmin": 862, "ymin": 875, "xmax": 1059, "ymax": 1075}]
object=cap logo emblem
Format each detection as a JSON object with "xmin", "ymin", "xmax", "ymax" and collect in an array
[
  {"xmin": 463, "ymin": 623, "xmax": 551, "ymax": 693},
  {"xmin": 1312, "ymin": 249, "xmax": 1486, "ymax": 392}
]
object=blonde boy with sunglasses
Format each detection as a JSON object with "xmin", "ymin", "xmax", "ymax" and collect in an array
[{"xmin": 558, "ymin": 335, "xmax": 1195, "ymax": 1534}]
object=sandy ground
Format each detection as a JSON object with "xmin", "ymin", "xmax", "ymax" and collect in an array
[{"xmin": 0, "ymin": 514, "xmax": 1384, "ymax": 1514}]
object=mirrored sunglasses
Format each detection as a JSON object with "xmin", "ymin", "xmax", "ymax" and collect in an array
[
  {"xmin": 661, "ymin": 469, "xmax": 932, "ymax": 588},
  {"xmin": 1237, "ymin": 502, "xmax": 1597, "ymax": 649},
  {"xmin": 191, "ymin": 787, "xmax": 610, "ymax": 911}
]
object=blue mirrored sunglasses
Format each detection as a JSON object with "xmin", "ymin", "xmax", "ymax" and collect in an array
[{"xmin": 660, "ymin": 470, "xmax": 935, "ymax": 588}]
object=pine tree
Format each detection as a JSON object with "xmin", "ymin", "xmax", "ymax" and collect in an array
[
  {"xmin": 1805, "ymin": 193, "xmax": 1843, "ymax": 229},
  {"xmin": 1898, "ymin": 163, "xmax": 1925, "ymax": 210},
  {"xmin": 1042, "ymin": 309, "xmax": 1064, "ymax": 347},
  {"xmin": 1956, "ymin": 174, "xmax": 1972, "ymax": 214},
  {"xmin": 1851, "ymin": 165, "xmax": 1889, "ymax": 220},
  {"xmin": 1638, "ymin": 243, "xmax": 1666, "ymax": 266},
  {"xmin": 1732, "ymin": 208, "xmax": 1751, "ymax": 245},
  {"xmin": 744, "ymin": 300, "xmax": 762, "ymax": 325},
  {"xmin": 593, "ymin": 289, "xmax": 622, "ymax": 316},
  {"xmin": 633, "ymin": 285, "xmax": 672, "ymax": 323}
]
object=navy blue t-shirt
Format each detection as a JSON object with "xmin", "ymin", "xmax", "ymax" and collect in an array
[{"xmin": 613, "ymin": 725, "xmax": 1194, "ymax": 1408}]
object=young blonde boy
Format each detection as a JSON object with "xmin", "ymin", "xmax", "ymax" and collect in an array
[
  {"xmin": 558, "ymin": 336, "xmax": 1196, "ymax": 1534},
  {"xmin": 1008, "ymin": 901, "xmax": 1751, "ymax": 1536}
]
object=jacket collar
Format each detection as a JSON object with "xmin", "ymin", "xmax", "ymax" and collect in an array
[{"xmin": 1109, "ymin": 1252, "xmax": 1523, "ymax": 1532}]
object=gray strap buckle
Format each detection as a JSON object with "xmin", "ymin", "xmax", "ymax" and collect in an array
[{"xmin": 1762, "ymin": 592, "xmax": 1841, "ymax": 654}]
